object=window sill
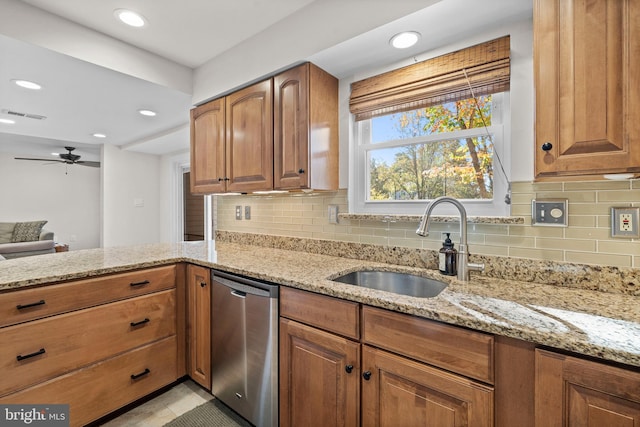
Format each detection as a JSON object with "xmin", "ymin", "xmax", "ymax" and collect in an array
[{"xmin": 338, "ymin": 213, "xmax": 525, "ymax": 225}]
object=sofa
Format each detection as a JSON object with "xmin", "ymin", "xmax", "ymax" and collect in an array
[{"xmin": 0, "ymin": 221, "xmax": 55, "ymax": 260}]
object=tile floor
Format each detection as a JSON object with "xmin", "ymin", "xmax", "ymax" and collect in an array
[{"xmin": 99, "ymin": 380, "xmax": 214, "ymax": 426}]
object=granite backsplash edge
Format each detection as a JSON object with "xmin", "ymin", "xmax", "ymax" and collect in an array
[{"xmin": 216, "ymin": 230, "xmax": 640, "ymax": 296}]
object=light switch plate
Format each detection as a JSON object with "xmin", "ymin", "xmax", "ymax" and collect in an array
[
  {"xmin": 328, "ymin": 205, "xmax": 339, "ymax": 224},
  {"xmin": 531, "ymin": 199, "xmax": 568, "ymax": 227},
  {"xmin": 611, "ymin": 207, "xmax": 640, "ymax": 238},
  {"xmin": 235, "ymin": 206, "xmax": 242, "ymax": 220}
]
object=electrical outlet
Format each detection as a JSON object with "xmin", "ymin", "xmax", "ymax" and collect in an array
[
  {"xmin": 235, "ymin": 206, "xmax": 242, "ymax": 220},
  {"xmin": 328, "ymin": 205, "xmax": 339, "ymax": 224},
  {"xmin": 611, "ymin": 207, "xmax": 640, "ymax": 238}
]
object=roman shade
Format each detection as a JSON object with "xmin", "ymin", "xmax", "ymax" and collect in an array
[{"xmin": 349, "ymin": 35, "xmax": 510, "ymax": 121}]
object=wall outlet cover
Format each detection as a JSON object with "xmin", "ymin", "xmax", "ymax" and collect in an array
[
  {"xmin": 611, "ymin": 207, "xmax": 640, "ymax": 238},
  {"xmin": 531, "ymin": 199, "xmax": 568, "ymax": 227}
]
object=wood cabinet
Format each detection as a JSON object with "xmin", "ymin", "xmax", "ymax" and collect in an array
[
  {"xmin": 186, "ymin": 264, "xmax": 211, "ymax": 389},
  {"xmin": 279, "ymin": 287, "xmax": 494, "ymax": 427},
  {"xmin": 535, "ymin": 349, "xmax": 640, "ymax": 426},
  {"xmin": 190, "ymin": 80, "xmax": 273, "ymax": 194},
  {"xmin": 0, "ymin": 265, "xmax": 184, "ymax": 427},
  {"xmin": 190, "ymin": 98, "xmax": 226, "ymax": 194},
  {"xmin": 190, "ymin": 62, "xmax": 338, "ymax": 194},
  {"xmin": 534, "ymin": 0, "xmax": 640, "ymax": 179},
  {"xmin": 274, "ymin": 63, "xmax": 339, "ymax": 190}
]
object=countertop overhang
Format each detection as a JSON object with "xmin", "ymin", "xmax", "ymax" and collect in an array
[{"xmin": 1, "ymin": 241, "xmax": 638, "ymax": 368}]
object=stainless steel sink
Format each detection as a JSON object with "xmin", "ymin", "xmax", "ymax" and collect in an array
[{"xmin": 331, "ymin": 270, "xmax": 448, "ymax": 298}]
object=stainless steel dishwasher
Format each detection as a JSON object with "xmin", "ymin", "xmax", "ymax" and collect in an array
[{"xmin": 211, "ymin": 270, "xmax": 279, "ymax": 427}]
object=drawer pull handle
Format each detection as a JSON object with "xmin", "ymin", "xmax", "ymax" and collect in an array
[
  {"xmin": 130, "ymin": 318, "xmax": 150, "ymax": 327},
  {"xmin": 16, "ymin": 300, "xmax": 46, "ymax": 310},
  {"xmin": 130, "ymin": 368, "xmax": 150, "ymax": 380},
  {"xmin": 130, "ymin": 280, "xmax": 150, "ymax": 287},
  {"xmin": 362, "ymin": 371, "xmax": 372, "ymax": 381},
  {"xmin": 17, "ymin": 348, "xmax": 46, "ymax": 361}
]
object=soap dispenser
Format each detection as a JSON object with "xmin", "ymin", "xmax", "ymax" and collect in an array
[{"xmin": 439, "ymin": 233, "xmax": 457, "ymax": 276}]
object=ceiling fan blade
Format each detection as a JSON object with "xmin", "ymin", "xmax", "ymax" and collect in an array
[
  {"xmin": 14, "ymin": 157, "xmax": 66, "ymax": 163},
  {"xmin": 76, "ymin": 161, "xmax": 101, "ymax": 168}
]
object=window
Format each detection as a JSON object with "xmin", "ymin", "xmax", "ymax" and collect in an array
[
  {"xmin": 349, "ymin": 36, "xmax": 511, "ymax": 216},
  {"xmin": 352, "ymin": 93, "xmax": 509, "ymax": 216}
]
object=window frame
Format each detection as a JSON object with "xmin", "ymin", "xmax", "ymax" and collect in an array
[{"xmin": 349, "ymin": 92, "xmax": 511, "ymax": 217}]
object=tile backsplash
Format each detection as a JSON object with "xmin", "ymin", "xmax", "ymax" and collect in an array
[{"xmin": 216, "ymin": 180, "xmax": 640, "ymax": 269}]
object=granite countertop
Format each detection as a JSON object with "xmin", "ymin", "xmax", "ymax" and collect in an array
[{"xmin": 1, "ymin": 241, "xmax": 639, "ymax": 369}]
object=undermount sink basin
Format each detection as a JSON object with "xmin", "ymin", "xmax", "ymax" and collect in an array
[{"xmin": 331, "ymin": 270, "xmax": 448, "ymax": 298}]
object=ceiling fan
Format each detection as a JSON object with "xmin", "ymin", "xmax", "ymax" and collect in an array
[{"xmin": 14, "ymin": 146, "xmax": 100, "ymax": 168}]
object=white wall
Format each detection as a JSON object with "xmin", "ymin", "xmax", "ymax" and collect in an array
[
  {"xmin": 101, "ymin": 144, "xmax": 161, "ymax": 247},
  {"xmin": 159, "ymin": 150, "xmax": 190, "ymax": 244},
  {"xmin": 0, "ymin": 151, "xmax": 100, "ymax": 249}
]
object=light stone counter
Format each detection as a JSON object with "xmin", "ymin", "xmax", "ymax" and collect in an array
[{"xmin": 1, "ymin": 241, "xmax": 638, "ymax": 369}]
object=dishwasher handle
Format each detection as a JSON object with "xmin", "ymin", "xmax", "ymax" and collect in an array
[
  {"xmin": 213, "ymin": 273, "xmax": 278, "ymax": 298},
  {"xmin": 230, "ymin": 289, "xmax": 246, "ymax": 298}
]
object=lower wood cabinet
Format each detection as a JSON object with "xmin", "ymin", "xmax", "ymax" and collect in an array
[
  {"xmin": 279, "ymin": 287, "xmax": 494, "ymax": 427},
  {"xmin": 280, "ymin": 318, "xmax": 360, "ymax": 427},
  {"xmin": 362, "ymin": 345, "xmax": 493, "ymax": 426},
  {"xmin": 186, "ymin": 264, "xmax": 211, "ymax": 389},
  {"xmin": 0, "ymin": 265, "xmax": 185, "ymax": 427},
  {"xmin": 535, "ymin": 349, "xmax": 640, "ymax": 426}
]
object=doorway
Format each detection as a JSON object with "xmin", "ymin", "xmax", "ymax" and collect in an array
[{"xmin": 183, "ymin": 172, "xmax": 204, "ymax": 241}]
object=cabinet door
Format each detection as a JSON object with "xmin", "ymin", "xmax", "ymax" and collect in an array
[
  {"xmin": 274, "ymin": 63, "xmax": 309, "ymax": 189},
  {"xmin": 280, "ymin": 318, "xmax": 360, "ymax": 427},
  {"xmin": 186, "ymin": 264, "xmax": 211, "ymax": 389},
  {"xmin": 190, "ymin": 98, "xmax": 226, "ymax": 194},
  {"xmin": 535, "ymin": 349, "xmax": 640, "ymax": 426},
  {"xmin": 225, "ymin": 79, "xmax": 273, "ymax": 192},
  {"xmin": 534, "ymin": 0, "xmax": 640, "ymax": 179},
  {"xmin": 361, "ymin": 346, "xmax": 494, "ymax": 427}
]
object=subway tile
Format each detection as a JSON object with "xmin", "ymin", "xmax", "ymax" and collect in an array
[
  {"xmin": 510, "ymin": 204, "xmax": 532, "ymax": 216},
  {"xmin": 535, "ymin": 237, "xmax": 596, "ymax": 252},
  {"xmin": 565, "ymin": 251, "xmax": 631, "ymax": 267},
  {"xmin": 510, "ymin": 192, "xmax": 536, "ymax": 205},
  {"xmin": 485, "ymin": 234, "xmax": 535, "ymax": 247},
  {"xmin": 535, "ymin": 191, "xmax": 596, "ymax": 203},
  {"xmin": 510, "ymin": 181, "xmax": 534, "ymax": 192},
  {"xmin": 509, "ymin": 247, "xmax": 564, "ymax": 261},
  {"xmin": 564, "ymin": 227, "xmax": 611, "ymax": 240},
  {"xmin": 468, "ymin": 223, "xmax": 509, "ymax": 235},
  {"xmin": 564, "ymin": 180, "xmax": 631, "ymax": 191},
  {"xmin": 597, "ymin": 190, "xmax": 640, "ymax": 203},
  {"xmin": 359, "ymin": 235, "xmax": 391, "ymax": 246},
  {"xmin": 530, "ymin": 182, "xmax": 564, "ymax": 191},
  {"xmin": 469, "ymin": 244, "xmax": 509, "ymax": 256},
  {"xmin": 597, "ymin": 240, "xmax": 640, "ymax": 256},
  {"xmin": 567, "ymin": 215, "xmax": 596, "ymax": 227},
  {"xmin": 387, "ymin": 237, "xmax": 422, "ymax": 249},
  {"xmin": 509, "ymin": 224, "xmax": 564, "ymax": 238}
]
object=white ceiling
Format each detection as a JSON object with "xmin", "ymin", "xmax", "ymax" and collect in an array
[{"xmin": 0, "ymin": 0, "xmax": 532, "ymax": 160}]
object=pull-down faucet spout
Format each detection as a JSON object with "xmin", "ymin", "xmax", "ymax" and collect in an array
[{"xmin": 416, "ymin": 196, "xmax": 484, "ymax": 281}]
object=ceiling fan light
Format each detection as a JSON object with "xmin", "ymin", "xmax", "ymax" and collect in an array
[
  {"xmin": 138, "ymin": 109, "xmax": 157, "ymax": 117},
  {"xmin": 390, "ymin": 31, "xmax": 420, "ymax": 49},
  {"xmin": 13, "ymin": 79, "xmax": 42, "ymax": 90},
  {"xmin": 92, "ymin": 133, "xmax": 107, "ymax": 138},
  {"xmin": 114, "ymin": 9, "xmax": 147, "ymax": 28}
]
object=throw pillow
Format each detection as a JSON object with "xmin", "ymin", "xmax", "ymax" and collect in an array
[{"xmin": 11, "ymin": 220, "xmax": 48, "ymax": 243}]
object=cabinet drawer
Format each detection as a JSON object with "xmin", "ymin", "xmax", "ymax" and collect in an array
[
  {"xmin": 1, "ymin": 335, "xmax": 178, "ymax": 427},
  {"xmin": 1, "ymin": 289, "xmax": 176, "ymax": 396},
  {"xmin": 0, "ymin": 265, "xmax": 176, "ymax": 327},
  {"xmin": 280, "ymin": 287, "xmax": 359, "ymax": 340},
  {"xmin": 362, "ymin": 306, "xmax": 494, "ymax": 384}
]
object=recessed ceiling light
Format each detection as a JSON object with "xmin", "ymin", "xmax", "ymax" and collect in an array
[
  {"xmin": 138, "ymin": 109, "xmax": 157, "ymax": 117},
  {"xmin": 92, "ymin": 133, "xmax": 107, "ymax": 138},
  {"xmin": 114, "ymin": 9, "xmax": 146, "ymax": 27},
  {"xmin": 12, "ymin": 79, "xmax": 42, "ymax": 90},
  {"xmin": 0, "ymin": 118, "xmax": 15, "ymax": 124},
  {"xmin": 389, "ymin": 31, "xmax": 421, "ymax": 49},
  {"xmin": 51, "ymin": 152, "xmax": 59, "ymax": 156}
]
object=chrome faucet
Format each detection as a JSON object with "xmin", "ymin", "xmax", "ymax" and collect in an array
[{"xmin": 416, "ymin": 196, "xmax": 484, "ymax": 281}]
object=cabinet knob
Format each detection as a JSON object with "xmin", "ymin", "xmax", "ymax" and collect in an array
[
  {"xmin": 224, "ymin": 177, "xmax": 230, "ymax": 181},
  {"xmin": 218, "ymin": 177, "xmax": 224, "ymax": 182},
  {"xmin": 200, "ymin": 282, "xmax": 207, "ymax": 287},
  {"xmin": 362, "ymin": 371, "xmax": 372, "ymax": 381},
  {"xmin": 541, "ymin": 142, "xmax": 553, "ymax": 151},
  {"xmin": 345, "ymin": 364, "xmax": 354, "ymax": 374},
  {"xmin": 298, "ymin": 168, "xmax": 305, "ymax": 174}
]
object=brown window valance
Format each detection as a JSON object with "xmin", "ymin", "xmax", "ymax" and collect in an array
[{"xmin": 349, "ymin": 35, "xmax": 510, "ymax": 121}]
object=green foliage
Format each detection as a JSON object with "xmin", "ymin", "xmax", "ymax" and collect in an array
[{"xmin": 369, "ymin": 96, "xmax": 494, "ymax": 201}]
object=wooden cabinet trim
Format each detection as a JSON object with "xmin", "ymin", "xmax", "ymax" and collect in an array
[
  {"xmin": 362, "ymin": 305, "xmax": 494, "ymax": 384},
  {"xmin": 280, "ymin": 286, "xmax": 360, "ymax": 340}
]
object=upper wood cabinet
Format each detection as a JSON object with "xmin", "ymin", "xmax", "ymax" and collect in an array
[
  {"xmin": 225, "ymin": 79, "xmax": 274, "ymax": 193},
  {"xmin": 534, "ymin": 0, "xmax": 640, "ymax": 179},
  {"xmin": 190, "ymin": 98, "xmax": 226, "ymax": 194},
  {"xmin": 274, "ymin": 63, "xmax": 339, "ymax": 191},
  {"xmin": 190, "ymin": 80, "xmax": 273, "ymax": 194}
]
